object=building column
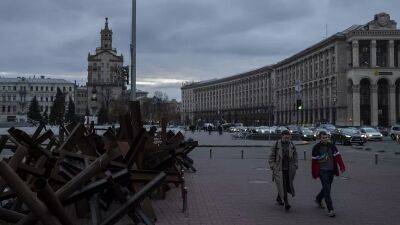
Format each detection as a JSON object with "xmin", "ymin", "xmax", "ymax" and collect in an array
[
  {"xmin": 397, "ymin": 44, "xmax": 400, "ymax": 68},
  {"xmin": 371, "ymin": 40, "xmax": 377, "ymax": 67},
  {"xmin": 352, "ymin": 85, "xmax": 361, "ymax": 126},
  {"xmin": 352, "ymin": 40, "xmax": 359, "ymax": 67},
  {"xmin": 389, "ymin": 40, "xmax": 395, "ymax": 68},
  {"xmin": 389, "ymin": 85, "xmax": 396, "ymax": 126},
  {"xmin": 371, "ymin": 85, "xmax": 378, "ymax": 126}
]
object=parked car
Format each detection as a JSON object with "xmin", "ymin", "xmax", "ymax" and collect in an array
[
  {"xmin": 318, "ymin": 124, "xmax": 336, "ymax": 132},
  {"xmin": 331, "ymin": 128, "xmax": 365, "ymax": 146},
  {"xmin": 359, "ymin": 127, "xmax": 383, "ymax": 141},
  {"xmin": 299, "ymin": 127, "xmax": 315, "ymax": 141},
  {"xmin": 313, "ymin": 128, "xmax": 330, "ymax": 139},
  {"xmin": 389, "ymin": 125, "xmax": 400, "ymax": 140},
  {"xmin": 275, "ymin": 126, "xmax": 289, "ymax": 134},
  {"xmin": 376, "ymin": 127, "xmax": 389, "ymax": 136},
  {"xmin": 287, "ymin": 125, "xmax": 301, "ymax": 135}
]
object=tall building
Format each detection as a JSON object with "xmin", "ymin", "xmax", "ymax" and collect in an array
[
  {"xmin": 87, "ymin": 18, "xmax": 126, "ymax": 116},
  {"xmin": 181, "ymin": 13, "xmax": 400, "ymax": 127},
  {"xmin": 181, "ymin": 66, "xmax": 273, "ymax": 125},
  {"xmin": 0, "ymin": 76, "xmax": 75, "ymax": 122}
]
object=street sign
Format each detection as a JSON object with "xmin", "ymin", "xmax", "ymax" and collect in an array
[{"xmin": 295, "ymin": 80, "xmax": 302, "ymax": 93}]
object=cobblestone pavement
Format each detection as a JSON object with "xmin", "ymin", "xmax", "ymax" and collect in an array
[{"xmin": 152, "ymin": 132, "xmax": 400, "ymax": 225}]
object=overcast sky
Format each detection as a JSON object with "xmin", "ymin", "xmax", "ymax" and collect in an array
[{"xmin": 1, "ymin": 0, "xmax": 399, "ymax": 100}]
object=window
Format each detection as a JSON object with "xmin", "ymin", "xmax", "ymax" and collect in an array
[
  {"xmin": 63, "ymin": 87, "xmax": 66, "ymax": 92},
  {"xmin": 51, "ymin": 96, "xmax": 53, "ymax": 101},
  {"xmin": 46, "ymin": 97, "xmax": 48, "ymax": 102},
  {"xmin": 7, "ymin": 106, "xmax": 10, "ymax": 112},
  {"xmin": 13, "ymin": 86, "xmax": 16, "ymax": 91},
  {"xmin": 30, "ymin": 86, "xmax": 33, "ymax": 91},
  {"xmin": 36, "ymin": 86, "xmax": 38, "ymax": 91},
  {"xmin": 69, "ymin": 87, "xmax": 72, "ymax": 91},
  {"xmin": 2, "ymin": 106, "xmax": 4, "ymax": 112},
  {"xmin": 51, "ymin": 86, "xmax": 54, "ymax": 91},
  {"xmin": 46, "ymin": 86, "xmax": 48, "ymax": 91}
]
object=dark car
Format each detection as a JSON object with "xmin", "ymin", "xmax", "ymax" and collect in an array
[
  {"xmin": 376, "ymin": 126, "xmax": 389, "ymax": 136},
  {"xmin": 299, "ymin": 127, "xmax": 315, "ymax": 141},
  {"xmin": 287, "ymin": 125, "xmax": 301, "ymax": 135},
  {"xmin": 331, "ymin": 128, "xmax": 365, "ymax": 146}
]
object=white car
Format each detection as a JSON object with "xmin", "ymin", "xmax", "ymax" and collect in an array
[
  {"xmin": 389, "ymin": 125, "xmax": 400, "ymax": 140},
  {"xmin": 360, "ymin": 127, "xmax": 383, "ymax": 141}
]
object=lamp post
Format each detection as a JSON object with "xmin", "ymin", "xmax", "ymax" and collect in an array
[{"xmin": 332, "ymin": 97, "xmax": 337, "ymax": 125}]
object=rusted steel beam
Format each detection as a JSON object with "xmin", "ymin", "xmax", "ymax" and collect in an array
[
  {"xmin": 0, "ymin": 160, "xmax": 62, "ymax": 225},
  {"xmin": 89, "ymin": 193, "xmax": 101, "ymax": 225},
  {"xmin": 34, "ymin": 178, "xmax": 74, "ymax": 225},
  {"xmin": 99, "ymin": 172, "xmax": 166, "ymax": 225},
  {"xmin": 0, "ymin": 145, "xmax": 28, "ymax": 194},
  {"xmin": 16, "ymin": 163, "xmax": 66, "ymax": 184},
  {"xmin": 35, "ymin": 129, "xmax": 54, "ymax": 144},
  {"xmin": 0, "ymin": 135, "xmax": 8, "ymax": 153},
  {"xmin": 56, "ymin": 147, "xmax": 121, "ymax": 201},
  {"xmin": 105, "ymin": 173, "xmax": 153, "ymax": 225},
  {"xmin": 123, "ymin": 129, "xmax": 146, "ymax": 168},
  {"xmin": 16, "ymin": 147, "xmax": 122, "ymax": 225},
  {"xmin": 0, "ymin": 207, "xmax": 26, "ymax": 223},
  {"xmin": 63, "ymin": 169, "xmax": 130, "ymax": 205},
  {"xmin": 31, "ymin": 123, "xmax": 45, "ymax": 140}
]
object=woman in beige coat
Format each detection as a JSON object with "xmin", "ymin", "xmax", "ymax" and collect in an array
[{"xmin": 268, "ymin": 130, "xmax": 298, "ymax": 211}]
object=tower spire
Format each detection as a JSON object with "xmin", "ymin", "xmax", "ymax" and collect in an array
[{"xmin": 105, "ymin": 17, "xmax": 109, "ymax": 29}]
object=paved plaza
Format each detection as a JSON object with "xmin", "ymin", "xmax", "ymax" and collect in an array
[{"xmin": 153, "ymin": 131, "xmax": 400, "ymax": 225}]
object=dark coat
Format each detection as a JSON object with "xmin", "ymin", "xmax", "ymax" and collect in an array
[{"xmin": 311, "ymin": 142, "xmax": 346, "ymax": 179}]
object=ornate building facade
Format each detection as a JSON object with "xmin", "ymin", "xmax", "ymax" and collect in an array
[
  {"xmin": 87, "ymin": 18, "xmax": 125, "ymax": 116},
  {"xmin": 181, "ymin": 66, "xmax": 273, "ymax": 125},
  {"xmin": 0, "ymin": 76, "xmax": 75, "ymax": 122},
  {"xmin": 181, "ymin": 13, "xmax": 400, "ymax": 127}
]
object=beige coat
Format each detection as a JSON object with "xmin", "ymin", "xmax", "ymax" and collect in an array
[{"xmin": 268, "ymin": 140, "xmax": 298, "ymax": 197}]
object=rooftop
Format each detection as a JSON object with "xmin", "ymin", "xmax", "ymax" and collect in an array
[{"xmin": 0, "ymin": 76, "xmax": 74, "ymax": 84}]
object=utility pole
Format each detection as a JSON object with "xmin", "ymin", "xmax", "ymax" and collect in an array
[{"xmin": 130, "ymin": 0, "xmax": 136, "ymax": 101}]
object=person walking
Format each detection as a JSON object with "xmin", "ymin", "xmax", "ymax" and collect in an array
[
  {"xmin": 268, "ymin": 130, "xmax": 298, "ymax": 211},
  {"xmin": 312, "ymin": 131, "xmax": 346, "ymax": 217}
]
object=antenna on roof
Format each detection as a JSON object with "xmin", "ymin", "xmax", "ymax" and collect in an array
[{"xmin": 325, "ymin": 24, "xmax": 328, "ymax": 39}]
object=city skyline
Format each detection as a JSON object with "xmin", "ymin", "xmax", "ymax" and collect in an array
[{"xmin": 1, "ymin": 0, "xmax": 400, "ymax": 100}]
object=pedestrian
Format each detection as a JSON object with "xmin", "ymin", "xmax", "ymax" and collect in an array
[
  {"xmin": 268, "ymin": 130, "xmax": 298, "ymax": 211},
  {"xmin": 312, "ymin": 131, "xmax": 346, "ymax": 217}
]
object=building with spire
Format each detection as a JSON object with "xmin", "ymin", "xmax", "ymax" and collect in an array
[{"xmin": 86, "ymin": 18, "xmax": 126, "ymax": 116}]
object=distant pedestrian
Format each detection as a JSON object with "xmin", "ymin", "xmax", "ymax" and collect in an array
[
  {"xmin": 218, "ymin": 125, "xmax": 223, "ymax": 135},
  {"xmin": 208, "ymin": 125, "xmax": 212, "ymax": 135},
  {"xmin": 312, "ymin": 131, "xmax": 346, "ymax": 217},
  {"xmin": 268, "ymin": 130, "xmax": 298, "ymax": 211}
]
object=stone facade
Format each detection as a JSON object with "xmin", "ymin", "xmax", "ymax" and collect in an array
[
  {"xmin": 181, "ymin": 66, "xmax": 273, "ymax": 125},
  {"xmin": 182, "ymin": 13, "xmax": 400, "ymax": 127},
  {"xmin": 0, "ymin": 76, "xmax": 75, "ymax": 122},
  {"xmin": 87, "ymin": 18, "xmax": 125, "ymax": 116},
  {"xmin": 74, "ymin": 86, "xmax": 88, "ymax": 116}
]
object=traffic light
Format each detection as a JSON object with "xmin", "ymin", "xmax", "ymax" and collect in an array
[{"xmin": 296, "ymin": 99, "xmax": 303, "ymax": 110}]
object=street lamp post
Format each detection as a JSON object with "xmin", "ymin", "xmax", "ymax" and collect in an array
[{"xmin": 130, "ymin": 0, "xmax": 136, "ymax": 101}]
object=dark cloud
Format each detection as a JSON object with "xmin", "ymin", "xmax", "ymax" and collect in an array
[{"xmin": 0, "ymin": 0, "xmax": 399, "ymax": 100}]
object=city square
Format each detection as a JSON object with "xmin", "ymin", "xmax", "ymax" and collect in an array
[
  {"xmin": 153, "ymin": 131, "xmax": 400, "ymax": 225},
  {"xmin": 1, "ymin": 0, "xmax": 400, "ymax": 224}
]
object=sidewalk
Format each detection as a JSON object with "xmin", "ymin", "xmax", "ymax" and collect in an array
[{"xmin": 152, "ymin": 141, "xmax": 400, "ymax": 225}]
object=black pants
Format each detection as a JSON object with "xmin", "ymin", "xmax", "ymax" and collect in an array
[
  {"xmin": 276, "ymin": 170, "xmax": 291, "ymax": 205},
  {"xmin": 316, "ymin": 170, "xmax": 335, "ymax": 211}
]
